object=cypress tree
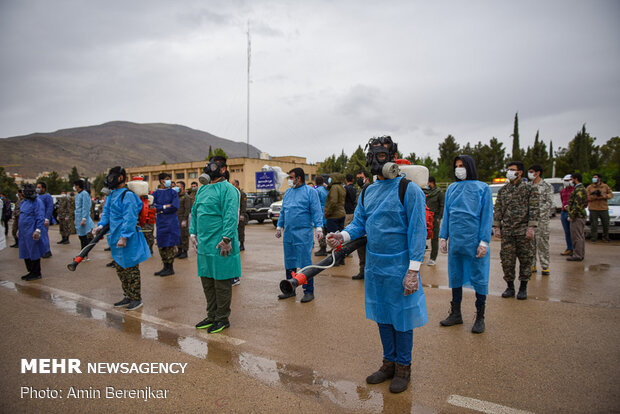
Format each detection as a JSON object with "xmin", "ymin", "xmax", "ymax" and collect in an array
[{"xmin": 511, "ymin": 112, "xmax": 521, "ymax": 160}]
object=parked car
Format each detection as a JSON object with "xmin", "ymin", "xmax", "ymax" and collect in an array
[
  {"xmin": 268, "ymin": 200, "xmax": 282, "ymax": 227},
  {"xmin": 246, "ymin": 193, "xmax": 278, "ymax": 223},
  {"xmin": 490, "ymin": 181, "xmax": 556, "ymax": 217},
  {"xmin": 543, "ymin": 177, "xmax": 564, "ymax": 214},
  {"xmin": 585, "ymin": 191, "xmax": 620, "ymax": 238}
]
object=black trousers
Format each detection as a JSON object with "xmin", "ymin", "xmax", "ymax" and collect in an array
[
  {"xmin": 24, "ymin": 259, "xmax": 41, "ymax": 276},
  {"xmin": 79, "ymin": 234, "xmax": 91, "ymax": 250}
]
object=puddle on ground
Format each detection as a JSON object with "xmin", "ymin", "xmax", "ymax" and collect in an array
[{"xmin": 0, "ymin": 279, "xmax": 431, "ymax": 413}]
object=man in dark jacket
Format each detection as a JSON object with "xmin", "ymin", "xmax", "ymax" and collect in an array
[
  {"xmin": 175, "ymin": 181, "xmax": 193, "ymax": 259},
  {"xmin": 344, "ymin": 174, "xmax": 357, "ymax": 226},
  {"xmin": 352, "ymin": 170, "xmax": 371, "ymax": 280},
  {"xmin": 325, "ymin": 173, "xmax": 346, "ymax": 265},
  {"xmin": 424, "ymin": 176, "xmax": 444, "ymax": 266}
]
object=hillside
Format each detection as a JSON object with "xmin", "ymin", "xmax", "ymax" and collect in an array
[{"xmin": 0, "ymin": 121, "xmax": 262, "ymax": 178}]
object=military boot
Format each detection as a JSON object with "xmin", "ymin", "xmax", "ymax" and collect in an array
[
  {"xmin": 366, "ymin": 359, "xmax": 395, "ymax": 384},
  {"xmin": 389, "ymin": 363, "xmax": 411, "ymax": 393},
  {"xmin": 501, "ymin": 281, "xmax": 515, "ymax": 298},
  {"xmin": 471, "ymin": 304, "xmax": 485, "ymax": 334},
  {"xmin": 517, "ymin": 281, "xmax": 528, "ymax": 300},
  {"xmin": 314, "ymin": 248, "xmax": 327, "ymax": 257},
  {"xmin": 158, "ymin": 263, "xmax": 175, "ymax": 277},
  {"xmin": 439, "ymin": 301, "xmax": 463, "ymax": 326}
]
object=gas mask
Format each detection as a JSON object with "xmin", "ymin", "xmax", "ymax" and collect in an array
[
  {"xmin": 365, "ymin": 136, "xmax": 399, "ymax": 179},
  {"xmin": 200, "ymin": 159, "xmax": 226, "ymax": 185},
  {"xmin": 105, "ymin": 169, "xmax": 126, "ymax": 189},
  {"xmin": 23, "ymin": 184, "xmax": 37, "ymax": 200}
]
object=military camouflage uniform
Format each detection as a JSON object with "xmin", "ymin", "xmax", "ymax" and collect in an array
[
  {"xmin": 142, "ymin": 223, "xmax": 155, "ymax": 253},
  {"xmin": 115, "ymin": 263, "xmax": 141, "ymax": 301},
  {"xmin": 530, "ymin": 180, "xmax": 553, "ymax": 269},
  {"xmin": 159, "ymin": 246, "xmax": 176, "ymax": 264},
  {"xmin": 176, "ymin": 191, "xmax": 194, "ymax": 252},
  {"xmin": 57, "ymin": 196, "xmax": 74, "ymax": 240},
  {"xmin": 11, "ymin": 199, "xmax": 21, "ymax": 245},
  {"xmin": 237, "ymin": 189, "xmax": 247, "ymax": 246},
  {"xmin": 493, "ymin": 179, "xmax": 539, "ymax": 282},
  {"xmin": 568, "ymin": 183, "xmax": 588, "ymax": 260}
]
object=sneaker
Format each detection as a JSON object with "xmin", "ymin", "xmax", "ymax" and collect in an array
[
  {"xmin": 231, "ymin": 278, "xmax": 241, "ymax": 286},
  {"xmin": 42, "ymin": 252, "xmax": 52, "ymax": 259},
  {"xmin": 207, "ymin": 320, "xmax": 230, "ymax": 333},
  {"xmin": 278, "ymin": 291, "xmax": 296, "ymax": 300},
  {"xmin": 104, "ymin": 247, "xmax": 111, "ymax": 251},
  {"xmin": 24, "ymin": 274, "xmax": 42, "ymax": 281},
  {"xmin": 106, "ymin": 261, "xmax": 116, "ymax": 268},
  {"xmin": 352, "ymin": 274, "xmax": 364, "ymax": 280},
  {"xmin": 114, "ymin": 297, "xmax": 132, "ymax": 308},
  {"xmin": 560, "ymin": 249, "xmax": 573, "ymax": 256},
  {"xmin": 239, "ymin": 243, "xmax": 245, "ymax": 251},
  {"xmin": 126, "ymin": 300, "xmax": 143, "ymax": 311},
  {"xmin": 428, "ymin": 260, "xmax": 436, "ymax": 266},
  {"xmin": 541, "ymin": 267, "xmax": 550, "ymax": 276},
  {"xmin": 314, "ymin": 249, "xmax": 327, "ymax": 257},
  {"xmin": 195, "ymin": 318, "xmax": 214, "ymax": 329},
  {"xmin": 531, "ymin": 265, "xmax": 537, "ymax": 272}
]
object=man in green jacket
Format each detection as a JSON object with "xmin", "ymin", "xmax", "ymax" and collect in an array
[
  {"xmin": 424, "ymin": 176, "xmax": 444, "ymax": 266},
  {"xmin": 567, "ymin": 173, "xmax": 588, "ymax": 261},
  {"xmin": 190, "ymin": 156, "xmax": 241, "ymax": 334},
  {"xmin": 324, "ymin": 172, "xmax": 346, "ymax": 265}
]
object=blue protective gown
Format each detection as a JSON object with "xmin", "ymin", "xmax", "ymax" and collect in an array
[
  {"xmin": 152, "ymin": 188, "xmax": 180, "ymax": 248},
  {"xmin": 277, "ymin": 185, "xmax": 323, "ymax": 269},
  {"xmin": 18, "ymin": 198, "xmax": 47, "ymax": 260},
  {"xmin": 344, "ymin": 177, "xmax": 428, "ymax": 332},
  {"xmin": 98, "ymin": 188, "xmax": 151, "ymax": 269},
  {"xmin": 38, "ymin": 192, "xmax": 53, "ymax": 251},
  {"xmin": 438, "ymin": 180, "xmax": 493, "ymax": 295},
  {"xmin": 315, "ymin": 186, "xmax": 328, "ymax": 226},
  {"xmin": 75, "ymin": 190, "xmax": 95, "ymax": 236}
]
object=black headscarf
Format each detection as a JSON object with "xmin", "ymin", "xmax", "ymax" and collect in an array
[{"xmin": 454, "ymin": 155, "xmax": 478, "ymax": 181}]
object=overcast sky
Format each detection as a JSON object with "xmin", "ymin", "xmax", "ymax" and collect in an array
[{"xmin": 1, "ymin": 0, "xmax": 618, "ymax": 163}]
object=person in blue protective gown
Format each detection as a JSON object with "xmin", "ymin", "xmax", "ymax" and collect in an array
[
  {"xmin": 152, "ymin": 172, "xmax": 180, "ymax": 276},
  {"xmin": 438, "ymin": 155, "xmax": 493, "ymax": 334},
  {"xmin": 36, "ymin": 181, "xmax": 53, "ymax": 258},
  {"xmin": 314, "ymin": 175, "xmax": 329, "ymax": 256},
  {"xmin": 94, "ymin": 167, "xmax": 151, "ymax": 311},
  {"xmin": 74, "ymin": 179, "xmax": 95, "ymax": 253},
  {"xmin": 327, "ymin": 136, "xmax": 427, "ymax": 394},
  {"xmin": 18, "ymin": 183, "xmax": 47, "ymax": 281},
  {"xmin": 276, "ymin": 167, "xmax": 324, "ymax": 303}
]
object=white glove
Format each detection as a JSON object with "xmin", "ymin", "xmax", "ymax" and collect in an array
[
  {"xmin": 92, "ymin": 225, "xmax": 103, "ymax": 237},
  {"xmin": 315, "ymin": 228, "xmax": 324, "ymax": 240},
  {"xmin": 117, "ymin": 237, "xmax": 127, "ymax": 248},
  {"xmin": 32, "ymin": 229, "xmax": 41, "ymax": 240},
  {"xmin": 216, "ymin": 239, "xmax": 232, "ymax": 256},
  {"xmin": 403, "ymin": 270, "xmax": 419, "ymax": 295},
  {"xmin": 476, "ymin": 242, "xmax": 488, "ymax": 258},
  {"xmin": 275, "ymin": 228, "xmax": 282, "ymax": 238},
  {"xmin": 326, "ymin": 232, "xmax": 343, "ymax": 249},
  {"xmin": 44, "ymin": 218, "xmax": 49, "ymax": 228},
  {"xmin": 190, "ymin": 234, "xmax": 198, "ymax": 251},
  {"xmin": 440, "ymin": 238, "xmax": 448, "ymax": 254},
  {"xmin": 81, "ymin": 218, "xmax": 86, "ymax": 226},
  {"xmin": 147, "ymin": 195, "xmax": 154, "ymax": 205}
]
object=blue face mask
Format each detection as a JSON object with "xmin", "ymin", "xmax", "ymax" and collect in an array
[
  {"xmin": 328, "ymin": 177, "xmax": 332, "ymax": 184},
  {"xmin": 173, "ymin": 187, "xmax": 180, "ymax": 193},
  {"xmin": 164, "ymin": 180, "xmax": 171, "ymax": 188}
]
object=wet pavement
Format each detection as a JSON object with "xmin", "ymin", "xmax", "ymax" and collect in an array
[{"xmin": 1, "ymin": 217, "xmax": 619, "ymax": 413}]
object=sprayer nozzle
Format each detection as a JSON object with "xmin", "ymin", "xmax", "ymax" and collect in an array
[{"xmin": 67, "ymin": 262, "xmax": 77, "ymax": 271}]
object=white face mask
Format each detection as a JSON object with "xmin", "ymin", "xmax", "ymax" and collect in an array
[
  {"xmin": 164, "ymin": 179, "xmax": 172, "ymax": 188},
  {"xmin": 455, "ymin": 167, "xmax": 467, "ymax": 180},
  {"xmin": 506, "ymin": 170, "xmax": 518, "ymax": 181},
  {"xmin": 592, "ymin": 177, "xmax": 599, "ymax": 183},
  {"xmin": 73, "ymin": 186, "xmax": 77, "ymax": 192},
  {"xmin": 288, "ymin": 179, "xmax": 294, "ymax": 188},
  {"xmin": 528, "ymin": 172, "xmax": 536, "ymax": 181},
  {"xmin": 563, "ymin": 181, "xmax": 570, "ymax": 188}
]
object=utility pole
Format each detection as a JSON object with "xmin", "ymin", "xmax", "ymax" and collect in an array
[{"xmin": 246, "ymin": 21, "xmax": 251, "ymax": 158}]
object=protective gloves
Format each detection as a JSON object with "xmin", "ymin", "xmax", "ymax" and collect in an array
[
  {"xmin": 32, "ymin": 229, "xmax": 41, "ymax": 240},
  {"xmin": 117, "ymin": 237, "xmax": 127, "ymax": 248},
  {"xmin": 216, "ymin": 239, "xmax": 232, "ymax": 256},
  {"xmin": 315, "ymin": 227, "xmax": 324, "ymax": 240},
  {"xmin": 81, "ymin": 218, "xmax": 86, "ymax": 226},
  {"xmin": 326, "ymin": 232, "xmax": 344, "ymax": 249},
  {"xmin": 92, "ymin": 225, "xmax": 103, "ymax": 237},
  {"xmin": 190, "ymin": 234, "xmax": 198, "ymax": 250},
  {"xmin": 403, "ymin": 270, "xmax": 419, "ymax": 295},
  {"xmin": 440, "ymin": 238, "xmax": 448, "ymax": 254},
  {"xmin": 275, "ymin": 228, "xmax": 282, "ymax": 238},
  {"xmin": 476, "ymin": 242, "xmax": 488, "ymax": 258}
]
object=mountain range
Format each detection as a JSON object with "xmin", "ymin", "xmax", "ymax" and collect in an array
[{"xmin": 0, "ymin": 121, "xmax": 262, "ymax": 178}]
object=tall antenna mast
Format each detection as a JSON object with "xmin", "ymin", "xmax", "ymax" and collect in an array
[{"xmin": 246, "ymin": 21, "xmax": 251, "ymax": 158}]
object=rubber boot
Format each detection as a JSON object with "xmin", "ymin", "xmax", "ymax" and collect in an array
[
  {"xmin": 440, "ymin": 301, "xmax": 463, "ymax": 326},
  {"xmin": 177, "ymin": 249, "xmax": 188, "ymax": 259},
  {"xmin": 389, "ymin": 363, "xmax": 411, "ymax": 393},
  {"xmin": 158, "ymin": 262, "xmax": 175, "ymax": 277},
  {"xmin": 366, "ymin": 359, "xmax": 395, "ymax": 384},
  {"xmin": 314, "ymin": 248, "xmax": 327, "ymax": 257},
  {"xmin": 471, "ymin": 304, "xmax": 485, "ymax": 334},
  {"xmin": 517, "ymin": 281, "xmax": 528, "ymax": 300},
  {"xmin": 154, "ymin": 263, "xmax": 166, "ymax": 276},
  {"xmin": 21, "ymin": 259, "xmax": 33, "ymax": 280},
  {"xmin": 502, "ymin": 281, "xmax": 515, "ymax": 298}
]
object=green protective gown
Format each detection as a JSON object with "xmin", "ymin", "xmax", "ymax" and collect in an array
[{"xmin": 189, "ymin": 180, "xmax": 241, "ymax": 279}]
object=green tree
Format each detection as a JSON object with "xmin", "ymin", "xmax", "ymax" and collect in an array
[
  {"xmin": 318, "ymin": 154, "xmax": 337, "ymax": 174},
  {"xmin": 511, "ymin": 112, "xmax": 522, "ymax": 160},
  {"xmin": 92, "ymin": 173, "xmax": 108, "ymax": 195},
  {"xmin": 161, "ymin": 160, "xmax": 167, "ymax": 165},
  {"xmin": 213, "ymin": 148, "xmax": 228, "ymax": 158},
  {"xmin": 405, "ymin": 152, "xmax": 418, "ymax": 164},
  {"xmin": 40, "ymin": 171, "xmax": 69, "ymax": 194},
  {"xmin": 0, "ymin": 167, "xmax": 19, "ymax": 202},
  {"xmin": 598, "ymin": 136, "xmax": 620, "ymax": 189},
  {"xmin": 68, "ymin": 166, "xmax": 80, "ymax": 184},
  {"xmin": 554, "ymin": 124, "xmax": 601, "ymax": 180},
  {"xmin": 345, "ymin": 146, "xmax": 368, "ymax": 175},
  {"xmin": 523, "ymin": 130, "xmax": 550, "ymax": 173},
  {"xmin": 437, "ymin": 135, "xmax": 460, "ymax": 181}
]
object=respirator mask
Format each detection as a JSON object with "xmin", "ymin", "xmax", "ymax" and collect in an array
[
  {"xmin": 105, "ymin": 169, "xmax": 126, "ymax": 190},
  {"xmin": 365, "ymin": 136, "xmax": 399, "ymax": 179},
  {"xmin": 22, "ymin": 184, "xmax": 37, "ymax": 200},
  {"xmin": 200, "ymin": 159, "xmax": 226, "ymax": 185}
]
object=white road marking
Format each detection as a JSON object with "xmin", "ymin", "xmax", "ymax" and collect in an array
[
  {"xmin": 447, "ymin": 395, "xmax": 534, "ymax": 414},
  {"xmin": 0, "ymin": 280, "xmax": 245, "ymax": 346}
]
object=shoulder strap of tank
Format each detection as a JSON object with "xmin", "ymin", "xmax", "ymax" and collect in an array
[
  {"xmin": 399, "ymin": 178, "xmax": 410, "ymax": 205},
  {"xmin": 361, "ymin": 186, "xmax": 367, "ymax": 207},
  {"xmin": 120, "ymin": 188, "xmax": 131, "ymax": 203}
]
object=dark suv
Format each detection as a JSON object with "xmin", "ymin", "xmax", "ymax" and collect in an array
[{"xmin": 245, "ymin": 193, "xmax": 279, "ymax": 223}]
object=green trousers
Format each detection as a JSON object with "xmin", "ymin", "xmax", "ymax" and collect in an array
[{"xmin": 200, "ymin": 277, "xmax": 233, "ymax": 323}]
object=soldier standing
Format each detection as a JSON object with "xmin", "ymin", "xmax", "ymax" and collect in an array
[
  {"xmin": 527, "ymin": 164, "xmax": 553, "ymax": 276},
  {"xmin": 10, "ymin": 191, "xmax": 22, "ymax": 248},
  {"xmin": 232, "ymin": 180, "xmax": 247, "ymax": 251},
  {"xmin": 56, "ymin": 191, "xmax": 72, "ymax": 244},
  {"xmin": 175, "ymin": 181, "xmax": 193, "ymax": 259},
  {"xmin": 567, "ymin": 173, "xmax": 588, "ymax": 261},
  {"xmin": 493, "ymin": 161, "xmax": 539, "ymax": 300}
]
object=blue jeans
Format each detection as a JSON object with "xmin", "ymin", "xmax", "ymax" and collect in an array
[
  {"xmin": 378, "ymin": 323, "xmax": 413, "ymax": 365},
  {"xmin": 561, "ymin": 211, "xmax": 573, "ymax": 250},
  {"xmin": 286, "ymin": 268, "xmax": 313, "ymax": 293}
]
